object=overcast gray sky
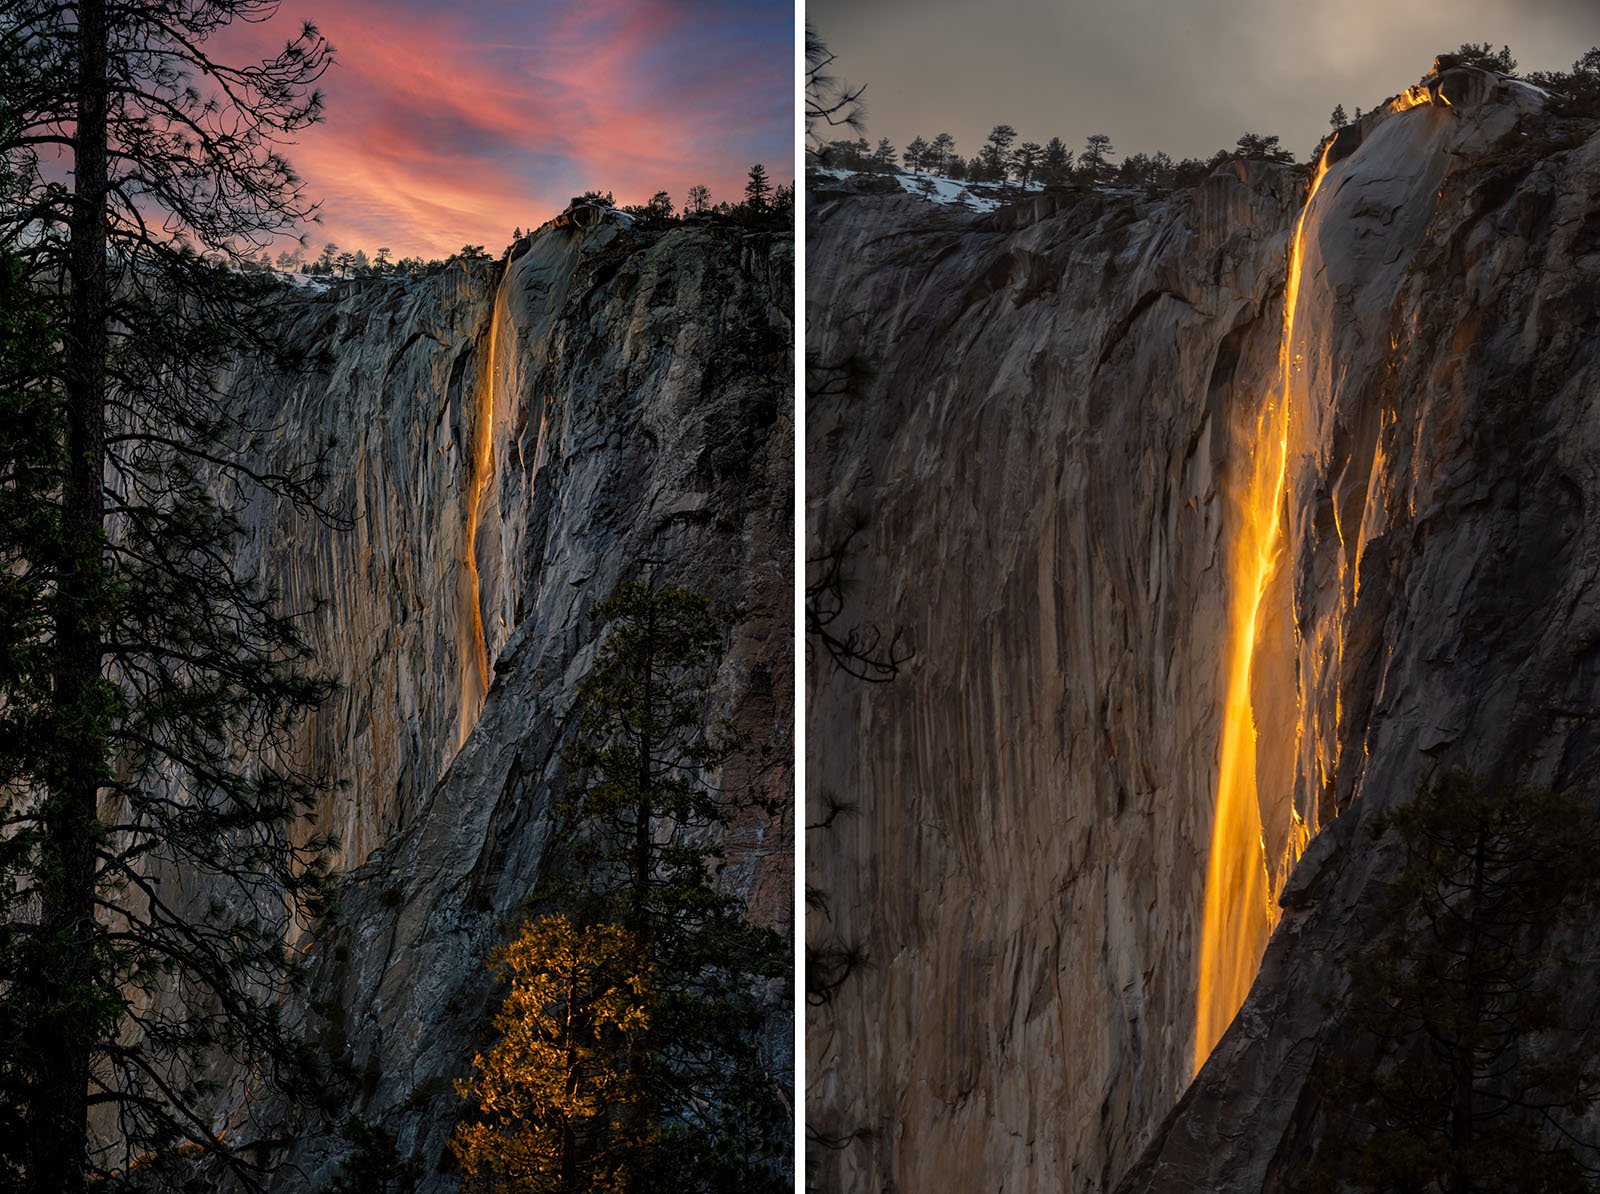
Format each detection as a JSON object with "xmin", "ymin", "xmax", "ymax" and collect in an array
[{"xmin": 808, "ymin": 0, "xmax": 1599, "ymax": 165}]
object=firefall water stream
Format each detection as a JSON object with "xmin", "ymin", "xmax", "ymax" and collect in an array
[
  {"xmin": 459, "ymin": 286, "xmax": 505, "ymax": 746},
  {"xmin": 1194, "ymin": 86, "xmax": 1449, "ymax": 1071},
  {"xmin": 1194, "ymin": 149, "xmax": 1333, "ymax": 1071}
]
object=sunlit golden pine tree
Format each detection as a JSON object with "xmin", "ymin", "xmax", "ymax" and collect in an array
[{"xmin": 453, "ymin": 915, "xmax": 653, "ymax": 1192}]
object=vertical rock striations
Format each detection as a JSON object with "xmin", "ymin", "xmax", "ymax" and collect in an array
[
  {"xmin": 1122, "ymin": 74, "xmax": 1600, "ymax": 1194},
  {"xmin": 808, "ymin": 68, "xmax": 1600, "ymax": 1193},
  {"xmin": 224, "ymin": 216, "xmax": 791, "ymax": 1187},
  {"xmin": 808, "ymin": 158, "xmax": 1303, "ymax": 1193}
]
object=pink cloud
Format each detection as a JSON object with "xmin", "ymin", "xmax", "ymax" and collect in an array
[{"xmin": 220, "ymin": 0, "xmax": 792, "ymax": 259}]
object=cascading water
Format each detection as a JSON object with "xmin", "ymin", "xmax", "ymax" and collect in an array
[
  {"xmin": 1193, "ymin": 84, "xmax": 1456, "ymax": 1071},
  {"xmin": 459, "ymin": 282, "xmax": 507, "ymax": 746},
  {"xmin": 1194, "ymin": 149, "xmax": 1333, "ymax": 1072}
]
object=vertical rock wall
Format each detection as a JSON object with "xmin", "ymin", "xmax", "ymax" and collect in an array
[
  {"xmin": 221, "ymin": 217, "xmax": 791, "ymax": 1188},
  {"xmin": 808, "ymin": 72, "xmax": 1600, "ymax": 1194},
  {"xmin": 236, "ymin": 262, "xmax": 504, "ymax": 869},
  {"xmin": 806, "ymin": 165, "xmax": 1301, "ymax": 1192},
  {"xmin": 1122, "ymin": 81, "xmax": 1600, "ymax": 1194}
]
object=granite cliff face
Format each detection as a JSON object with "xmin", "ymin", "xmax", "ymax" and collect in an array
[
  {"xmin": 220, "ymin": 216, "xmax": 791, "ymax": 1187},
  {"xmin": 807, "ymin": 70, "xmax": 1600, "ymax": 1192}
]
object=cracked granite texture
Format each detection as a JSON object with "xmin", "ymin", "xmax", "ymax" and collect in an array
[
  {"xmin": 808, "ymin": 71, "xmax": 1600, "ymax": 1192},
  {"xmin": 205, "ymin": 216, "xmax": 792, "ymax": 1188}
]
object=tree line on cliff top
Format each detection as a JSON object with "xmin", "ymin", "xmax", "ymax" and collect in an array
[
  {"xmin": 255, "ymin": 164, "xmax": 794, "ymax": 282},
  {"xmin": 810, "ymin": 36, "xmax": 1600, "ymax": 195}
]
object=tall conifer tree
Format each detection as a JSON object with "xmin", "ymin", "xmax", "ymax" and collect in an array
[
  {"xmin": 0, "ymin": 2, "xmax": 339, "ymax": 1186},
  {"xmin": 456, "ymin": 583, "xmax": 789, "ymax": 1192}
]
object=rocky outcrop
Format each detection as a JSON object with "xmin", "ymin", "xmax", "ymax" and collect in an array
[
  {"xmin": 222, "ymin": 217, "xmax": 791, "ymax": 1187},
  {"xmin": 807, "ymin": 155, "xmax": 1308, "ymax": 1194},
  {"xmin": 1120, "ymin": 79, "xmax": 1600, "ymax": 1194},
  {"xmin": 807, "ymin": 69, "xmax": 1600, "ymax": 1193}
]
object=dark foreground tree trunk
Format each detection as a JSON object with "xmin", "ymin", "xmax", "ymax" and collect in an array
[{"xmin": 34, "ymin": 0, "xmax": 110, "ymax": 1187}]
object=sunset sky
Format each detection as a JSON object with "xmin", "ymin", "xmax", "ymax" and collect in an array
[
  {"xmin": 811, "ymin": 0, "xmax": 1596, "ymax": 170},
  {"xmin": 237, "ymin": 0, "xmax": 793, "ymax": 260}
]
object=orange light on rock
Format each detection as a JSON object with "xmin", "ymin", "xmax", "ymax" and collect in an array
[
  {"xmin": 1194, "ymin": 148, "xmax": 1333, "ymax": 1074},
  {"xmin": 460, "ymin": 286, "xmax": 505, "ymax": 745}
]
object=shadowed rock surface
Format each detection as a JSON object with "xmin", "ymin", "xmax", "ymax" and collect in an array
[
  {"xmin": 207, "ymin": 216, "xmax": 791, "ymax": 1188},
  {"xmin": 807, "ymin": 69, "xmax": 1600, "ymax": 1193}
]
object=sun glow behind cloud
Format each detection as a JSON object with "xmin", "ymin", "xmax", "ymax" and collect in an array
[{"xmin": 228, "ymin": 0, "xmax": 792, "ymax": 260}]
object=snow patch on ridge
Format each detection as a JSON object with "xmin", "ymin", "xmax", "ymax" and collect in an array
[
  {"xmin": 894, "ymin": 172, "xmax": 1010, "ymax": 212},
  {"xmin": 810, "ymin": 166, "xmax": 1010, "ymax": 213}
]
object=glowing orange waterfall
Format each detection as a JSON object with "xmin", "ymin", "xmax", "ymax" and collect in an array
[
  {"xmin": 459, "ymin": 284, "xmax": 505, "ymax": 744},
  {"xmin": 1194, "ymin": 150, "xmax": 1333, "ymax": 1072}
]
